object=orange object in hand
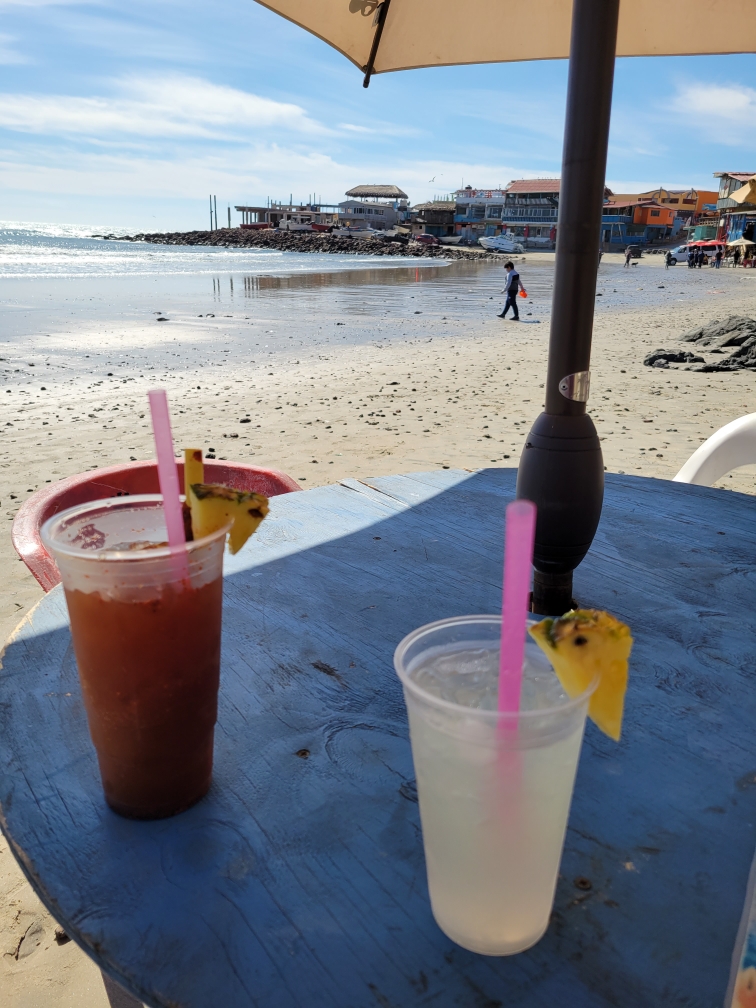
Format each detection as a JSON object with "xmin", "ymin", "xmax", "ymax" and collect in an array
[{"xmin": 519, "ymin": 288, "xmax": 528, "ymax": 298}]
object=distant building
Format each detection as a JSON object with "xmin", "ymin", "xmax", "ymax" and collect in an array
[
  {"xmin": 714, "ymin": 172, "xmax": 756, "ymax": 209},
  {"xmin": 611, "ymin": 187, "xmax": 717, "ymax": 216},
  {"xmin": 453, "ymin": 186, "xmax": 510, "ymax": 241},
  {"xmin": 601, "ymin": 198, "xmax": 676, "ymax": 247},
  {"xmin": 502, "ymin": 180, "xmax": 564, "ymax": 242},
  {"xmin": 338, "ymin": 184, "xmax": 408, "ymax": 230},
  {"xmin": 454, "ymin": 180, "xmax": 621, "ymax": 245},
  {"xmin": 713, "ymin": 171, "xmax": 756, "ymax": 245},
  {"xmin": 337, "ymin": 200, "xmax": 400, "ymax": 230},
  {"xmin": 235, "ymin": 202, "xmax": 339, "ymax": 228},
  {"xmin": 411, "ymin": 201, "xmax": 455, "ymax": 237}
]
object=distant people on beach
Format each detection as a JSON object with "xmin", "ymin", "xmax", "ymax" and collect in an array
[
  {"xmin": 665, "ymin": 251, "xmax": 674, "ymax": 269},
  {"xmin": 696, "ymin": 249, "xmax": 705, "ymax": 268},
  {"xmin": 687, "ymin": 250, "xmax": 696, "ymax": 268},
  {"xmin": 624, "ymin": 249, "xmax": 632, "ymax": 267},
  {"xmin": 715, "ymin": 248, "xmax": 723, "ymax": 268},
  {"xmin": 733, "ymin": 247, "xmax": 741, "ymax": 267},
  {"xmin": 497, "ymin": 262, "xmax": 520, "ymax": 321}
]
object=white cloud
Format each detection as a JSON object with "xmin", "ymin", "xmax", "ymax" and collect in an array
[
  {"xmin": 0, "ymin": 75, "xmax": 328, "ymax": 139},
  {"xmin": 0, "ymin": 144, "xmax": 562, "ymax": 205},
  {"xmin": 667, "ymin": 82, "xmax": 756, "ymax": 145},
  {"xmin": 0, "ymin": 146, "xmax": 352, "ymax": 198},
  {"xmin": 0, "ymin": 0, "xmax": 90, "ymax": 5},
  {"xmin": 0, "ymin": 32, "xmax": 29, "ymax": 64}
]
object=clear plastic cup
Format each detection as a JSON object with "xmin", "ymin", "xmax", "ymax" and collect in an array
[
  {"xmin": 41, "ymin": 495, "xmax": 227, "ymax": 820},
  {"xmin": 394, "ymin": 615, "xmax": 597, "ymax": 956}
]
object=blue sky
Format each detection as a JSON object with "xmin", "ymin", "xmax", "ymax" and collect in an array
[{"xmin": 1, "ymin": 0, "xmax": 755, "ymax": 230}]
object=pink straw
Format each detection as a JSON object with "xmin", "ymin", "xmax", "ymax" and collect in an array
[
  {"xmin": 498, "ymin": 499, "xmax": 537, "ymax": 714},
  {"xmin": 148, "ymin": 389, "xmax": 189, "ymax": 580}
]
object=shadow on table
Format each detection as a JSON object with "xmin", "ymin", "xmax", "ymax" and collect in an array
[
  {"xmin": 2, "ymin": 469, "xmax": 755, "ymax": 1008},
  {"xmin": 102, "ymin": 972, "xmax": 144, "ymax": 1008}
]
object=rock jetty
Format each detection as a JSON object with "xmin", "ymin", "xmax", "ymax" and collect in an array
[{"xmin": 93, "ymin": 228, "xmax": 508, "ymax": 261}]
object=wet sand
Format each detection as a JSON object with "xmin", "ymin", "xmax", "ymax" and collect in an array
[{"xmin": 1, "ymin": 250, "xmax": 755, "ymax": 1006}]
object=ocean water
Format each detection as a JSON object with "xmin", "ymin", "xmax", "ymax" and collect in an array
[
  {"xmin": 0, "ymin": 220, "xmax": 734, "ymax": 352},
  {"xmin": 0, "ymin": 220, "xmax": 531, "ymax": 347},
  {"xmin": 0, "ymin": 220, "xmax": 451, "ymax": 280}
]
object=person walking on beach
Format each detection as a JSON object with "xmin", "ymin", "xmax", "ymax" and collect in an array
[
  {"xmin": 687, "ymin": 249, "xmax": 696, "ymax": 268},
  {"xmin": 497, "ymin": 262, "xmax": 520, "ymax": 321},
  {"xmin": 665, "ymin": 250, "xmax": 674, "ymax": 269},
  {"xmin": 624, "ymin": 248, "xmax": 632, "ymax": 267},
  {"xmin": 696, "ymin": 249, "xmax": 705, "ymax": 268}
]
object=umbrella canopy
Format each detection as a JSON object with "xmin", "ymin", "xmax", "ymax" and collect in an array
[
  {"xmin": 727, "ymin": 236, "xmax": 755, "ymax": 247},
  {"xmin": 255, "ymin": 0, "xmax": 756, "ymax": 81},
  {"xmin": 728, "ymin": 177, "xmax": 756, "ymax": 205}
]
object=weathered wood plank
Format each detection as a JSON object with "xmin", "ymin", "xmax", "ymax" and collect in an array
[{"xmin": 1, "ymin": 470, "xmax": 754, "ymax": 1008}]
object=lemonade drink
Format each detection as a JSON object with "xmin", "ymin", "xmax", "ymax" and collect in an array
[{"xmin": 394, "ymin": 615, "xmax": 596, "ymax": 956}]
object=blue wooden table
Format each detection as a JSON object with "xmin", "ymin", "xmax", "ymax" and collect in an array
[{"xmin": 1, "ymin": 468, "xmax": 755, "ymax": 1008}]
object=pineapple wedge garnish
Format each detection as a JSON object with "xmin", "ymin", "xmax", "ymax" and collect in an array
[
  {"xmin": 182, "ymin": 449, "xmax": 204, "ymax": 542},
  {"xmin": 188, "ymin": 483, "xmax": 269, "ymax": 555},
  {"xmin": 529, "ymin": 609, "xmax": 633, "ymax": 741},
  {"xmin": 184, "ymin": 448, "xmax": 204, "ymax": 499}
]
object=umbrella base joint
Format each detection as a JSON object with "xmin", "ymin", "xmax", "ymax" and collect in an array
[{"xmin": 530, "ymin": 572, "xmax": 576, "ymax": 617}]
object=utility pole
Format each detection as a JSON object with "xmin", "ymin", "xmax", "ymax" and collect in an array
[
  {"xmin": 227, "ymin": 206, "xmax": 231, "ymax": 229},
  {"xmin": 213, "ymin": 195, "xmax": 218, "ymax": 231},
  {"xmin": 209, "ymin": 195, "xmax": 213, "ymax": 231}
]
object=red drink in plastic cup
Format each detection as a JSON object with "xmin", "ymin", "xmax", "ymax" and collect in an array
[{"xmin": 42, "ymin": 495, "xmax": 226, "ymax": 819}]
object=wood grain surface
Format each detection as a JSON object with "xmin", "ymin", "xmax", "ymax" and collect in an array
[{"xmin": 1, "ymin": 468, "xmax": 755, "ymax": 1008}]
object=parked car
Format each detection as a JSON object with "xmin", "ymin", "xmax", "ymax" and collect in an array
[
  {"xmin": 625, "ymin": 244, "xmax": 643, "ymax": 259},
  {"xmin": 412, "ymin": 233, "xmax": 439, "ymax": 245},
  {"xmin": 667, "ymin": 242, "xmax": 724, "ymax": 265}
]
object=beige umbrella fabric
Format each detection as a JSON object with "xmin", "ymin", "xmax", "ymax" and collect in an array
[
  {"xmin": 727, "ymin": 236, "xmax": 755, "ymax": 246},
  {"xmin": 254, "ymin": 0, "xmax": 756, "ymax": 77}
]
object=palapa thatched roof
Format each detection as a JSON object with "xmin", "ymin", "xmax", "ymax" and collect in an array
[{"xmin": 345, "ymin": 185, "xmax": 408, "ymax": 199}]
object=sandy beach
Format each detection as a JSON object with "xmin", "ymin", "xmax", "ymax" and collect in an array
[{"xmin": 1, "ymin": 247, "xmax": 755, "ymax": 1006}]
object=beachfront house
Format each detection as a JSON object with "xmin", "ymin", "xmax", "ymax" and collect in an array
[
  {"xmin": 453, "ymin": 182, "xmax": 562, "ymax": 244},
  {"xmin": 337, "ymin": 201, "xmax": 399, "ymax": 230},
  {"xmin": 411, "ymin": 201, "xmax": 456, "ymax": 238},
  {"xmin": 600, "ymin": 198, "xmax": 676, "ymax": 248},
  {"xmin": 502, "ymin": 180, "xmax": 563, "ymax": 244},
  {"xmin": 453, "ymin": 187, "xmax": 510, "ymax": 242},
  {"xmin": 454, "ymin": 178, "xmax": 619, "ymax": 246},
  {"xmin": 714, "ymin": 171, "xmax": 756, "ymax": 245},
  {"xmin": 338, "ymin": 185, "xmax": 409, "ymax": 231}
]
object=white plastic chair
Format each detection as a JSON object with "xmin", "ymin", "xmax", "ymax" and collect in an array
[{"xmin": 673, "ymin": 413, "xmax": 756, "ymax": 486}]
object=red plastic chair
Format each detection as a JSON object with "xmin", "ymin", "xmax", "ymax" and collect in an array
[{"xmin": 12, "ymin": 460, "xmax": 301, "ymax": 592}]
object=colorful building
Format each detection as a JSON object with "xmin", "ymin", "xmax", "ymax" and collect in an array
[
  {"xmin": 713, "ymin": 172, "xmax": 756, "ymax": 245},
  {"xmin": 453, "ymin": 179, "xmax": 608, "ymax": 245},
  {"xmin": 601, "ymin": 198, "xmax": 677, "ymax": 247},
  {"xmin": 638, "ymin": 187, "xmax": 717, "ymax": 215},
  {"xmin": 453, "ymin": 186, "xmax": 511, "ymax": 242}
]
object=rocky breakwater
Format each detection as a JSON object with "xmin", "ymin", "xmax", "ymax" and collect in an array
[{"xmin": 97, "ymin": 227, "xmax": 506, "ymax": 261}]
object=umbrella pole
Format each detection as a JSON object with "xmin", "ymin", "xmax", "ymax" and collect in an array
[{"xmin": 516, "ymin": 0, "xmax": 620, "ymax": 615}]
